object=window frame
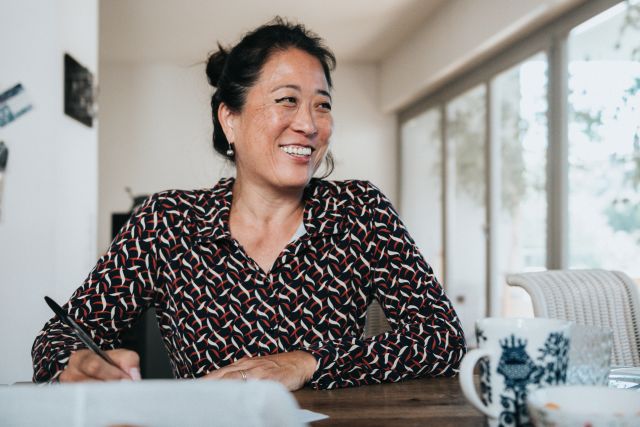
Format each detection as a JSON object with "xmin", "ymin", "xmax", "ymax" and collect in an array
[{"xmin": 397, "ymin": 0, "xmax": 623, "ymax": 316}]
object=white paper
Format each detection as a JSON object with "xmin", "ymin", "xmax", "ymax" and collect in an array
[
  {"xmin": 297, "ymin": 409, "xmax": 329, "ymax": 423},
  {"xmin": 0, "ymin": 379, "xmax": 304, "ymax": 427}
]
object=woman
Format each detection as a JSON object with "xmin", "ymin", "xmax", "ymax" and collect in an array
[{"xmin": 32, "ymin": 18, "xmax": 466, "ymax": 390}]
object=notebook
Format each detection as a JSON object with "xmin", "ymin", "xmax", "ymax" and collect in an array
[{"xmin": 0, "ymin": 379, "xmax": 316, "ymax": 427}]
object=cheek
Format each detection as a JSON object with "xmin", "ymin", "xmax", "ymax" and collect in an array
[
  {"xmin": 314, "ymin": 123, "xmax": 333, "ymax": 163},
  {"xmin": 262, "ymin": 110, "xmax": 293, "ymax": 141},
  {"xmin": 318, "ymin": 116, "xmax": 333, "ymax": 142},
  {"xmin": 244, "ymin": 103, "xmax": 283, "ymax": 127}
]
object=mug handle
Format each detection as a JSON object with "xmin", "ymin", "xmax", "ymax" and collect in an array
[{"xmin": 459, "ymin": 348, "xmax": 498, "ymax": 419}]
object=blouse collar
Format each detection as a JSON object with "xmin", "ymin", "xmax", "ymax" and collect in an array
[{"xmin": 193, "ymin": 177, "xmax": 345, "ymax": 243}]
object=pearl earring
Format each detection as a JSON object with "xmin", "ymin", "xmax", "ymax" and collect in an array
[{"xmin": 226, "ymin": 142, "xmax": 234, "ymax": 157}]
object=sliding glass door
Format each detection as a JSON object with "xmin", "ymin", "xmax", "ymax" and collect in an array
[
  {"xmin": 445, "ymin": 85, "xmax": 487, "ymax": 343},
  {"xmin": 567, "ymin": 2, "xmax": 640, "ymax": 276},
  {"xmin": 398, "ymin": 0, "xmax": 640, "ymax": 344},
  {"xmin": 493, "ymin": 53, "xmax": 548, "ymax": 318},
  {"xmin": 400, "ymin": 109, "xmax": 444, "ymax": 280}
]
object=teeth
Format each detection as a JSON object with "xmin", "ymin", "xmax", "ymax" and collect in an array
[{"xmin": 280, "ymin": 146, "xmax": 312, "ymax": 156}]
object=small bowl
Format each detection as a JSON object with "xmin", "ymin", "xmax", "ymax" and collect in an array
[{"xmin": 527, "ymin": 386, "xmax": 640, "ymax": 427}]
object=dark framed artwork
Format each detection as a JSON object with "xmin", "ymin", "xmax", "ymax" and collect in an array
[{"xmin": 64, "ymin": 53, "xmax": 94, "ymax": 127}]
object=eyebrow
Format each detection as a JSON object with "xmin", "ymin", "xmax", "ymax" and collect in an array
[{"xmin": 272, "ymin": 84, "xmax": 332, "ymax": 101}]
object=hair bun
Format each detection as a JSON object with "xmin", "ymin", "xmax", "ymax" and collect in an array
[{"xmin": 206, "ymin": 43, "xmax": 228, "ymax": 88}]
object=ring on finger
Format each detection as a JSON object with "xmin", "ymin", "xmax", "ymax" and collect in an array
[{"xmin": 240, "ymin": 369, "xmax": 248, "ymax": 381}]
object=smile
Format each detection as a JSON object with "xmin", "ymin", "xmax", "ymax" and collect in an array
[{"xmin": 280, "ymin": 145, "xmax": 313, "ymax": 157}]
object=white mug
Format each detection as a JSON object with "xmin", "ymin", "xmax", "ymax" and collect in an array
[{"xmin": 459, "ymin": 318, "xmax": 571, "ymax": 427}]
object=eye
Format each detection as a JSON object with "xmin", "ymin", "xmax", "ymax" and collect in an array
[
  {"xmin": 275, "ymin": 96, "xmax": 297, "ymax": 106},
  {"xmin": 318, "ymin": 102, "xmax": 332, "ymax": 112}
]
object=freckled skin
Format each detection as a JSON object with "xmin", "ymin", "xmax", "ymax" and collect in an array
[{"xmin": 220, "ymin": 48, "xmax": 334, "ymax": 192}]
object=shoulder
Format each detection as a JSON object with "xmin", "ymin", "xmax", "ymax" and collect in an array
[
  {"xmin": 309, "ymin": 179, "xmax": 385, "ymax": 205},
  {"xmin": 135, "ymin": 178, "xmax": 232, "ymax": 225},
  {"xmin": 136, "ymin": 189, "xmax": 209, "ymax": 216},
  {"xmin": 307, "ymin": 179, "xmax": 397, "ymax": 232}
]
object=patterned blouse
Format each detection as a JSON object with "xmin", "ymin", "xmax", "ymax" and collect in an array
[{"xmin": 32, "ymin": 178, "xmax": 466, "ymax": 389}]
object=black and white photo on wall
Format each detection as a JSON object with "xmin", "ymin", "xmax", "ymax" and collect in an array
[{"xmin": 64, "ymin": 53, "xmax": 95, "ymax": 127}]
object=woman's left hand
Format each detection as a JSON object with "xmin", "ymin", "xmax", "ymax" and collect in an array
[{"xmin": 202, "ymin": 350, "xmax": 317, "ymax": 391}]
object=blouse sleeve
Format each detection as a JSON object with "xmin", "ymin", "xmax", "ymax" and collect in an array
[
  {"xmin": 304, "ymin": 182, "xmax": 466, "ymax": 389},
  {"xmin": 31, "ymin": 195, "xmax": 169, "ymax": 382}
]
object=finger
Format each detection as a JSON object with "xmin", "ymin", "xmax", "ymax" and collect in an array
[
  {"xmin": 206, "ymin": 361, "xmax": 261, "ymax": 380},
  {"xmin": 220, "ymin": 369, "xmax": 254, "ymax": 381},
  {"xmin": 230, "ymin": 362, "xmax": 282, "ymax": 381},
  {"xmin": 232, "ymin": 365, "xmax": 298, "ymax": 391},
  {"xmin": 60, "ymin": 350, "xmax": 97, "ymax": 383},
  {"xmin": 204, "ymin": 370, "xmax": 224, "ymax": 379},
  {"xmin": 231, "ymin": 358, "xmax": 277, "ymax": 370},
  {"xmin": 230, "ymin": 361, "xmax": 299, "ymax": 388},
  {"xmin": 205, "ymin": 358, "xmax": 255, "ymax": 378},
  {"xmin": 77, "ymin": 352, "xmax": 132, "ymax": 381},
  {"xmin": 220, "ymin": 359, "xmax": 255, "ymax": 371},
  {"xmin": 108, "ymin": 349, "xmax": 141, "ymax": 380},
  {"xmin": 60, "ymin": 350, "xmax": 135, "ymax": 383},
  {"xmin": 205, "ymin": 364, "xmax": 245, "ymax": 379},
  {"xmin": 59, "ymin": 365, "xmax": 92, "ymax": 382}
]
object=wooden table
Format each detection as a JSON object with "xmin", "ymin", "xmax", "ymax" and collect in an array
[{"xmin": 294, "ymin": 376, "xmax": 484, "ymax": 426}]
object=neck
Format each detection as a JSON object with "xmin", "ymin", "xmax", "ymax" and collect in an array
[{"xmin": 230, "ymin": 175, "xmax": 305, "ymax": 228}]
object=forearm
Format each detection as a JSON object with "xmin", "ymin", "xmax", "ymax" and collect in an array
[
  {"xmin": 312, "ymin": 182, "xmax": 467, "ymax": 390},
  {"xmin": 303, "ymin": 321, "xmax": 466, "ymax": 389},
  {"xmin": 32, "ymin": 195, "xmax": 166, "ymax": 382},
  {"xmin": 32, "ymin": 320, "xmax": 84, "ymax": 382}
]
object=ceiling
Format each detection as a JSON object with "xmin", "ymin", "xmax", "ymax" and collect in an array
[{"xmin": 99, "ymin": 0, "xmax": 445, "ymax": 64}]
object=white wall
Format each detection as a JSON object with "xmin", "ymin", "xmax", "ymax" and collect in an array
[
  {"xmin": 330, "ymin": 65, "xmax": 397, "ymax": 198},
  {"xmin": 0, "ymin": 0, "xmax": 98, "ymax": 384},
  {"xmin": 97, "ymin": 62, "xmax": 223, "ymax": 251},
  {"xmin": 380, "ymin": 0, "xmax": 584, "ymax": 112},
  {"xmin": 98, "ymin": 61, "xmax": 396, "ymax": 251}
]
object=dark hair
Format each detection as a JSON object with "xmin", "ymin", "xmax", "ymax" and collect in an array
[{"xmin": 206, "ymin": 17, "xmax": 336, "ymax": 177}]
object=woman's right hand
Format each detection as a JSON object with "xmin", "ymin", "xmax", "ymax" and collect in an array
[{"xmin": 59, "ymin": 349, "xmax": 141, "ymax": 382}]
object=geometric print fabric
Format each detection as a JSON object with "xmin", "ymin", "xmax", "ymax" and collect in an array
[{"xmin": 32, "ymin": 178, "xmax": 466, "ymax": 388}]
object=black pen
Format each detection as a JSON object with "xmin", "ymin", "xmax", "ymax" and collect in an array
[{"xmin": 44, "ymin": 296, "xmax": 132, "ymax": 378}]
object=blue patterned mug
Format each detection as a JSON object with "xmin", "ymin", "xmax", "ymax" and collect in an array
[{"xmin": 459, "ymin": 318, "xmax": 571, "ymax": 427}]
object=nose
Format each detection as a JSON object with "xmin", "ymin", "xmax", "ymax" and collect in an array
[{"xmin": 292, "ymin": 104, "xmax": 317, "ymax": 137}]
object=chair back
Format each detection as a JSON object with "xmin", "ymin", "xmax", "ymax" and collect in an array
[
  {"xmin": 365, "ymin": 301, "xmax": 391, "ymax": 337},
  {"xmin": 506, "ymin": 269, "xmax": 640, "ymax": 366}
]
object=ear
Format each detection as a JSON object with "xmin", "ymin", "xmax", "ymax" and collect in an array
[{"xmin": 218, "ymin": 102, "xmax": 237, "ymax": 143}]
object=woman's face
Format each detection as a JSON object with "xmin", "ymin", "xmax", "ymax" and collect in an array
[{"xmin": 220, "ymin": 48, "xmax": 333, "ymax": 191}]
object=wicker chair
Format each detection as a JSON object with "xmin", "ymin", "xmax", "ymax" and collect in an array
[{"xmin": 506, "ymin": 269, "xmax": 640, "ymax": 366}]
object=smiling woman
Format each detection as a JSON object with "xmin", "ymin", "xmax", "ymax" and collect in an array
[
  {"xmin": 206, "ymin": 19, "xmax": 336, "ymax": 182},
  {"xmin": 31, "ymin": 17, "xmax": 466, "ymax": 390},
  {"xmin": 215, "ymin": 48, "xmax": 333, "ymax": 191}
]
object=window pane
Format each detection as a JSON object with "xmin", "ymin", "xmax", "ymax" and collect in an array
[
  {"xmin": 446, "ymin": 85, "xmax": 486, "ymax": 344},
  {"xmin": 400, "ymin": 109, "xmax": 443, "ymax": 280},
  {"xmin": 568, "ymin": 1, "xmax": 640, "ymax": 278},
  {"xmin": 493, "ymin": 53, "xmax": 548, "ymax": 318}
]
